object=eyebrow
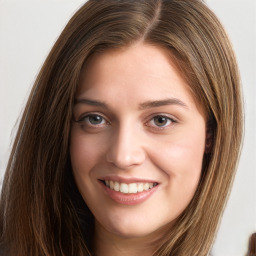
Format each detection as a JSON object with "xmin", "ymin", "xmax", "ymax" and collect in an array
[
  {"xmin": 74, "ymin": 98, "xmax": 107, "ymax": 108},
  {"xmin": 138, "ymin": 98, "xmax": 189, "ymax": 110},
  {"xmin": 74, "ymin": 98, "xmax": 188, "ymax": 110}
]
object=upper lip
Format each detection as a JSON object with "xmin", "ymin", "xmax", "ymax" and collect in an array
[{"xmin": 98, "ymin": 175, "xmax": 159, "ymax": 184}]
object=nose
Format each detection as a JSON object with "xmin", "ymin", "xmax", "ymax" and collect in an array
[{"xmin": 106, "ymin": 125, "xmax": 146, "ymax": 169}]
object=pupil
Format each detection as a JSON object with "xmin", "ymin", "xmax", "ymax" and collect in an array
[
  {"xmin": 154, "ymin": 116, "xmax": 167, "ymax": 126},
  {"xmin": 89, "ymin": 115, "xmax": 102, "ymax": 124}
]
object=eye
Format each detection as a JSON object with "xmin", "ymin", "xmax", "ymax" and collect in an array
[
  {"xmin": 87, "ymin": 114, "xmax": 105, "ymax": 125},
  {"xmin": 153, "ymin": 116, "xmax": 170, "ymax": 127},
  {"xmin": 147, "ymin": 115, "xmax": 176, "ymax": 128},
  {"xmin": 77, "ymin": 114, "xmax": 108, "ymax": 126}
]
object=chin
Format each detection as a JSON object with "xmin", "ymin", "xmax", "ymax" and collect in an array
[{"xmin": 102, "ymin": 214, "xmax": 169, "ymax": 240}]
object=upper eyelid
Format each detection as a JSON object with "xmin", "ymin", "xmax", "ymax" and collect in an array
[
  {"xmin": 145, "ymin": 113, "xmax": 178, "ymax": 122},
  {"xmin": 75, "ymin": 112, "xmax": 109, "ymax": 123}
]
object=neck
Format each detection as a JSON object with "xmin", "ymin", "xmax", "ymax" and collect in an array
[{"xmin": 93, "ymin": 221, "xmax": 166, "ymax": 256}]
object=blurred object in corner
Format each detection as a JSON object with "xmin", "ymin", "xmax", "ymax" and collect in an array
[{"xmin": 248, "ymin": 233, "xmax": 256, "ymax": 256}]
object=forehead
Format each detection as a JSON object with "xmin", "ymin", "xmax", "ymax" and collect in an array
[
  {"xmin": 76, "ymin": 43, "xmax": 205, "ymax": 116},
  {"xmin": 78, "ymin": 43, "xmax": 176, "ymax": 87}
]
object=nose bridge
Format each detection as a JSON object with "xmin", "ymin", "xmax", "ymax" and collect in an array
[{"xmin": 106, "ymin": 121, "xmax": 146, "ymax": 169}]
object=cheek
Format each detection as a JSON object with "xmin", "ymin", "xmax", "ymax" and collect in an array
[
  {"xmin": 69, "ymin": 129, "xmax": 105, "ymax": 173},
  {"xmin": 148, "ymin": 130, "xmax": 205, "ymax": 215},
  {"xmin": 69, "ymin": 129, "xmax": 106, "ymax": 202},
  {"xmin": 149, "ymin": 127, "xmax": 206, "ymax": 189},
  {"xmin": 169, "ymin": 137, "xmax": 205, "ymax": 173}
]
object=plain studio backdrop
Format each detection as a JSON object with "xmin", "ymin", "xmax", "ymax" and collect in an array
[{"xmin": 0, "ymin": 1, "xmax": 255, "ymax": 255}]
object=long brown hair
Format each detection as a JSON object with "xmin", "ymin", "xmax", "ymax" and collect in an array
[{"xmin": 0, "ymin": 0, "xmax": 243, "ymax": 255}]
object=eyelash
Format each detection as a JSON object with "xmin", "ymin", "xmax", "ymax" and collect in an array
[
  {"xmin": 76, "ymin": 113, "xmax": 110, "ymax": 127},
  {"xmin": 75, "ymin": 113, "xmax": 177, "ymax": 130}
]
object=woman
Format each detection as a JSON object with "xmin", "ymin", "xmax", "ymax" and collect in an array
[{"xmin": 0, "ymin": 0, "xmax": 243, "ymax": 255}]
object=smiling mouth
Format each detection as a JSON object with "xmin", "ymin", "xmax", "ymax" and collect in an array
[{"xmin": 100, "ymin": 180, "xmax": 158, "ymax": 194}]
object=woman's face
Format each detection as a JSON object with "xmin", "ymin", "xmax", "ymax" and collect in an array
[{"xmin": 70, "ymin": 43, "xmax": 207, "ymax": 240}]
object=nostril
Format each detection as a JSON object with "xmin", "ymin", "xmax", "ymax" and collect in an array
[{"xmin": 106, "ymin": 143, "xmax": 146, "ymax": 169}]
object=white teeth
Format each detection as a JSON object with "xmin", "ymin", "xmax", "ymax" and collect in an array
[
  {"xmin": 143, "ymin": 183, "xmax": 149, "ymax": 191},
  {"xmin": 128, "ymin": 183, "xmax": 138, "ymax": 194},
  {"xmin": 104, "ymin": 180, "xmax": 157, "ymax": 194},
  {"xmin": 138, "ymin": 183, "xmax": 144, "ymax": 192},
  {"xmin": 120, "ymin": 183, "xmax": 129, "ymax": 193},
  {"xmin": 114, "ymin": 182, "xmax": 119, "ymax": 192}
]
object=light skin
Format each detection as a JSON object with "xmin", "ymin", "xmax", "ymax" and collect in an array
[{"xmin": 70, "ymin": 42, "xmax": 207, "ymax": 256}]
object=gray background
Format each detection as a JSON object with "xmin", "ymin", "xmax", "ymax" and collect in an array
[{"xmin": 0, "ymin": 0, "xmax": 255, "ymax": 255}]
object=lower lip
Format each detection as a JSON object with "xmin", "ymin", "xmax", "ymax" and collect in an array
[{"xmin": 99, "ymin": 182, "xmax": 159, "ymax": 205}]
